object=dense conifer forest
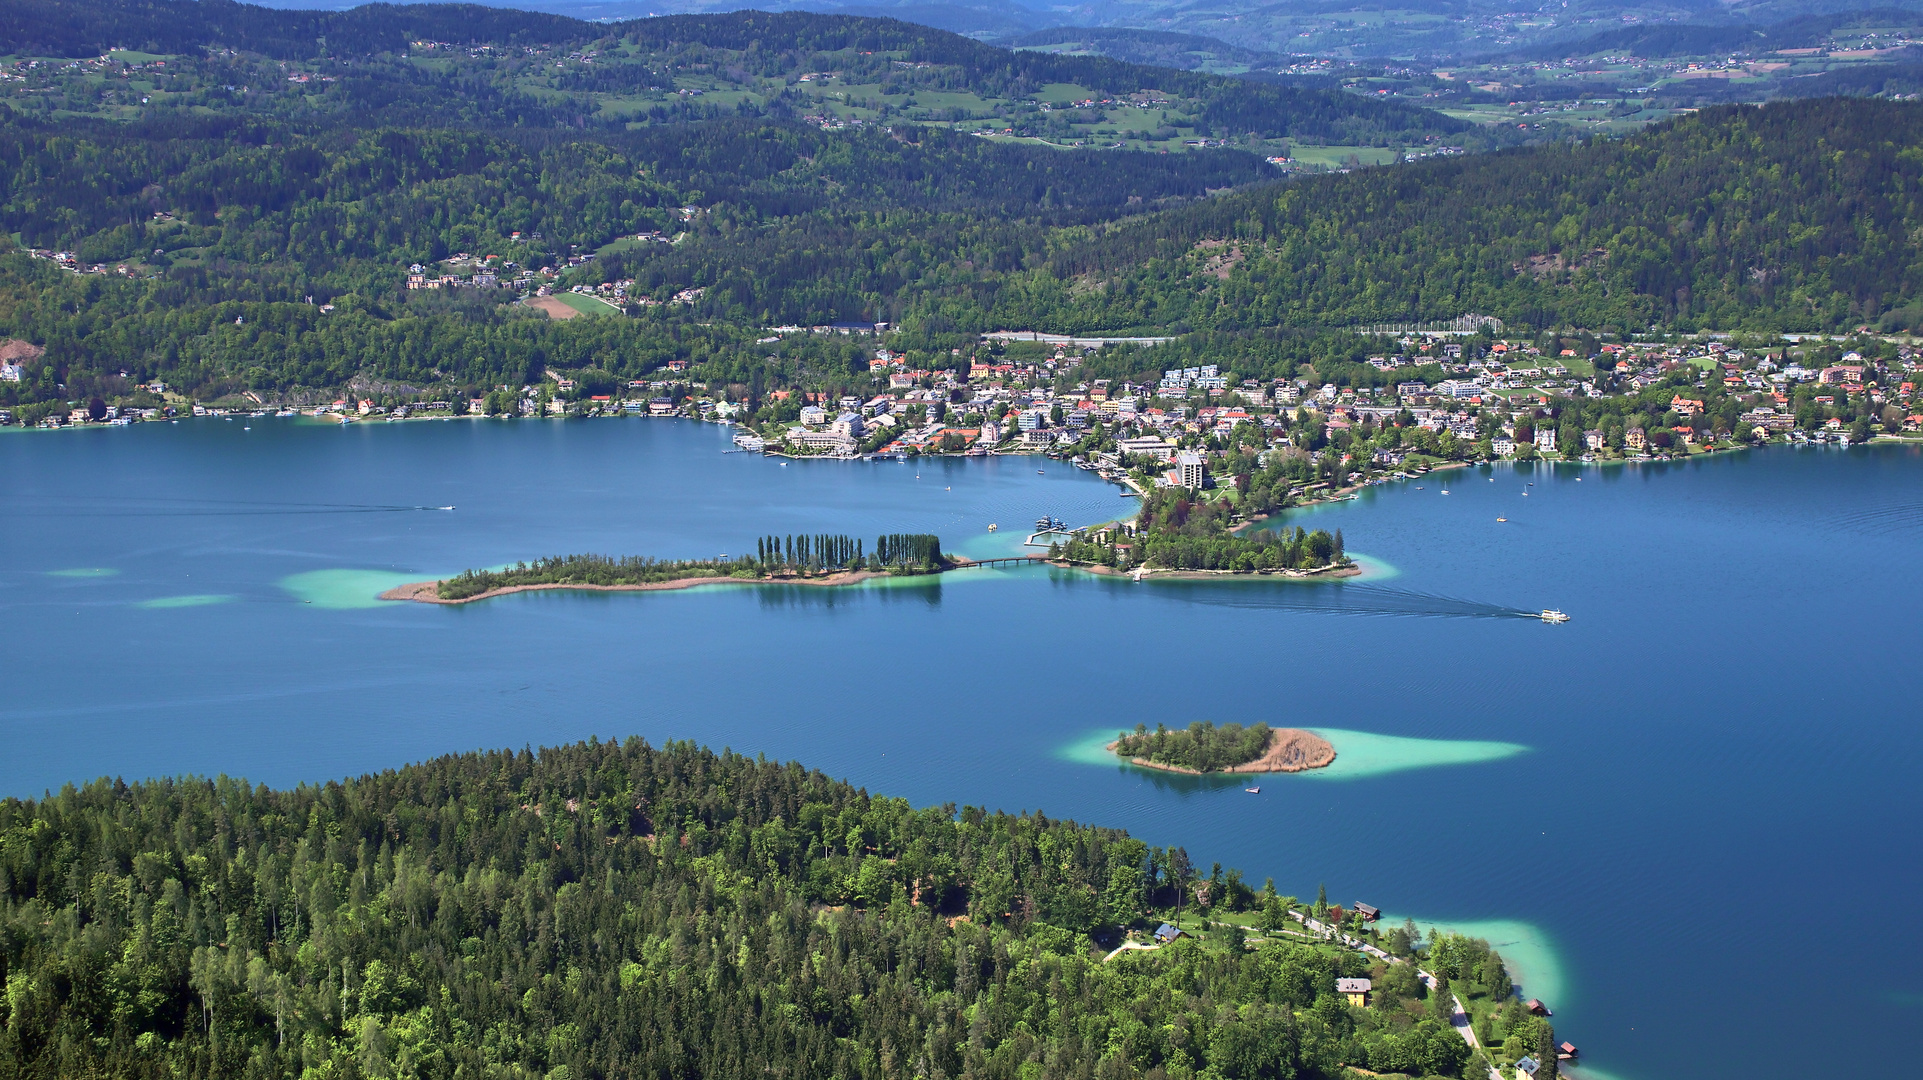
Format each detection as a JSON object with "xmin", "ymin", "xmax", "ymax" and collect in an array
[{"xmin": 0, "ymin": 740, "xmax": 1556, "ymax": 1080}]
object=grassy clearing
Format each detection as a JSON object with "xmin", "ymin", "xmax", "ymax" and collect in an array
[
  {"xmin": 555, "ymin": 292, "xmax": 623, "ymax": 317},
  {"xmin": 1288, "ymin": 145, "xmax": 1400, "ymax": 168}
]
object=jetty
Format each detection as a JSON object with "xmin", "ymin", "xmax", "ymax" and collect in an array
[{"xmin": 951, "ymin": 555, "xmax": 1049, "ymax": 570}]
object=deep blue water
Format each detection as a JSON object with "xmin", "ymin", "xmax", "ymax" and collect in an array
[{"xmin": 5, "ymin": 416, "xmax": 1922, "ymax": 1080}]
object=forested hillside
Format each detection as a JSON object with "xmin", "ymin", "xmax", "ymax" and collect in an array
[
  {"xmin": 0, "ymin": 2, "xmax": 1464, "ymax": 149},
  {"xmin": 945, "ymin": 97, "xmax": 1923, "ymax": 335},
  {"xmin": 0, "ymin": 739, "xmax": 1552, "ymax": 1079},
  {"xmin": 4, "ymin": 1, "xmax": 1922, "ymax": 415},
  {"xmin": 3, "ymin": 97, "xmax": 1919, "ymax": 416}
]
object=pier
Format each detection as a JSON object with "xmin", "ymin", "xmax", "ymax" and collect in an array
[{"xmin": 951, "ymin": 555, "xmax": 1050, "ymax": 569}]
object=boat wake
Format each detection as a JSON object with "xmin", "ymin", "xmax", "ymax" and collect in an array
[
  {"xmin": 1822, "ymin": 503, "xmax": 1923, "ymax": 537},
  {"xmin": 1164, "ymin": 583, "xmax": 1542, "ymax": 621}
]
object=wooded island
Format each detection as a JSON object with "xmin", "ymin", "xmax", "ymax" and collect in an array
[
  {"xmin": 385, "ymin": 533, "xmax": 948, "ymax": 603},
  {"xmin": 1111, "ymin": 721, "xmax": 1338, "ymax": 774}
]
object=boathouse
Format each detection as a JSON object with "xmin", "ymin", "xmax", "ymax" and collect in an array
[
  {"xmin": 1525, "ymin": 998, "xmax": 1552, "ymax": 1016},
  {"xmin": 1353, "ymin": 902, "xmax": 1380, "ymax": 922}
]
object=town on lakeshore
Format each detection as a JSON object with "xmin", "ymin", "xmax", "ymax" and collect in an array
[{"xmin": 12, "ymin": 329, "xmax": 1916, "ymax": 496}]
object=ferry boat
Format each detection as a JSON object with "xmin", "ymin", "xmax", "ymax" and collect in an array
[{"xmin": 1540, "ymin": 609, "xmax": 1570, "ymax": 623}]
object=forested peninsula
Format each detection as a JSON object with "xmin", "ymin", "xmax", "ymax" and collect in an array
[{"xmin": 0, "ymin": 739, "xmax": 1559, "ymax": 1080}]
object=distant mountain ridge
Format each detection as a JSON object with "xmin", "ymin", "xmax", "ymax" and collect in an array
[
  {"xmin": 1491, "ymin": 5, "xmax": 1923, "ymax": 59},
  {"xmin": 1, "ymin": 0, "xmax": 1471, "ymax": 146}
]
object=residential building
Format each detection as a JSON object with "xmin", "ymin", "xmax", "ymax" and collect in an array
[
  {"xmin": 1336, "ymin": 978, "xmax": 1371, "ymax": 1007},
  {"xmin": 787, "ymin": 430, "xmax": 855, "ymax": 453},
  {"xmin": 1176, "ymin": 451, "xmax": 1205, "ymax": 489}
]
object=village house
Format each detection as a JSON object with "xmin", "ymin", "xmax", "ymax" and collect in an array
[{"xmin": 1336, "ymin": 978, "xmax": 1372, "ymax": 1007}]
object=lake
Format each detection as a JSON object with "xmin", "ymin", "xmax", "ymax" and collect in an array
[{"xmin": 5, "ymin": 415, "xmax": 1921, "ymax": 1080}]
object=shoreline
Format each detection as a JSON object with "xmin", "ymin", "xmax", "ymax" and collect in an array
[
  {"xmin": 1104, "ymin": 728, "xmax": 1337, "ymax": 775},
  {"xmin": 379, "ymin": 568, "xmax": 889, "ymax": 605},
  {"xmin": 381, "ymin": 556, "xmax": 1356, "ymax": 606},
  {"xmin": 1052, "ymin": 560, "xmax": 1361, "ymax": 581},
  {"xmin": 1232, "ymin": 461, "xmax": 1472, "ymax": 534}
]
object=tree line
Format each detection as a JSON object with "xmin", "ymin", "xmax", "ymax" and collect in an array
[
  {"xmin": 1114, "ymin": 722, "xmax": 1274, "ymax": 772},
  {"xmin": 0, "ymin": 737, "xmax": 1550, "ymax": 1079},
  {"xmin": 434, "ymin": 554, "xmax": 752, "ymax": 600}
]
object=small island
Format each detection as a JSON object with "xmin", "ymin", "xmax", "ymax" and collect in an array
[
  {"xmin": 1053, "ymin": 488, "xmax": 1359, "ymax": 578},
  {"xmin": 382, "ymin": 533, "xmax": 946, "ymax": 604},
  {"xmin": 1109, "ymin": 721, "xmax": 1337, "ymax": 774}
]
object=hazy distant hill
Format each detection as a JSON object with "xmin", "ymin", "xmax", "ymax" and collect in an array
[
  {"xmin": 1496, "ymin": 6, "xmax": 1923, "ymax": 59},
  {"xmin": 209, "ymin": 0, "xmax": 1923, "ymax": 58},
  {"xmin": 1004, "ymin": 26, "xmax": 1283, "ymax": 70}
]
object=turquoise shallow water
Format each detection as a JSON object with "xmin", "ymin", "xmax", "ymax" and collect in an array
[
  {"xmin": 4, "ymin": 417, "xmax": 1923, "ymax": 1080},
  {"xmin": 1060, "ymin": 727, "xmax": 1526, "ymax": 780}
]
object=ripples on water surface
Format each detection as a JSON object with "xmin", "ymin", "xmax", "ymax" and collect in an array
[{"xmin": 4, "ymin": 419, "xmax": 1922, "ymax": 1080}]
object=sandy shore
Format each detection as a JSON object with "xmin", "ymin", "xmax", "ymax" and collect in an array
[
  {"xmin": 380, "ymin": 569, "xmax": 888, "ymax": 605},
  {"xmin": 1105, "ymin": 727, "xmax": 1336, "ymax": 775}
]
